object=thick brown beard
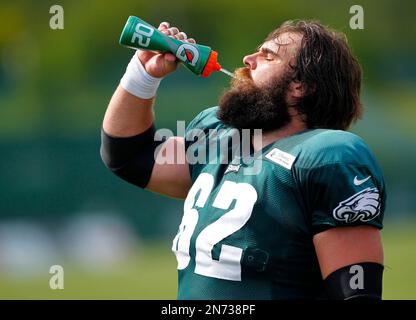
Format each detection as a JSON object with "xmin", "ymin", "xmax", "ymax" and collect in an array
[{"xmin": 217, "ymin": 67, "xmax": 293, "ymax": 132}]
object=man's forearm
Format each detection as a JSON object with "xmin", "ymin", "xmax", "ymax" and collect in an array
[
  {"xmin": 101, "ymin": 22, "xmax": 191, "ymax": 194},
  {"xmin": 102, "ymin": 85, "xmax": 155, "ymax": 137}
]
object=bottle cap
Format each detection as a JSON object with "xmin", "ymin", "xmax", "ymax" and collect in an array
[{"xmin": 201, "ymin": 50, "xmax": 222, "ymax": 77}]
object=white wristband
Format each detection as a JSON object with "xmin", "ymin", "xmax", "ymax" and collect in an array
[{"xmin": 120, "ymin": 52, "xmax": 162, "ymax": 99}]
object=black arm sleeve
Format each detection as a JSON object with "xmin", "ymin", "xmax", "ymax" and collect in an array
[
  {"xmin": 324, "ymin": 262, "xmax": 383, "ymax": 300},
  {"xmin": 100, "ymin": 125, "xmax": 164, "ymax": 188}
]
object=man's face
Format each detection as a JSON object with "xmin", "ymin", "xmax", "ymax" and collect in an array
[
  {"xmin": 243, "ymin": 32, "xmax": 302, "ymax": 91},
  {"xmin": 217, "ymin": 32, "xmax": 303, "ymax": 132}
]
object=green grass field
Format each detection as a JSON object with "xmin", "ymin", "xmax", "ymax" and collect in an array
[{"xmin": 0, "ymin": 220, "xmax": 414, "ymax": 300}]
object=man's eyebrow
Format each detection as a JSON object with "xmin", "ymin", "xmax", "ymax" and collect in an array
[{"xmin": 256, "ymin": 45, "xmax": 280, "ymax": 56}]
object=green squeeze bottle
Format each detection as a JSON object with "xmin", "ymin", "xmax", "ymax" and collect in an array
[{"xmin": 119, "ymin": 16, "xmax": 234, "ymax": 78}]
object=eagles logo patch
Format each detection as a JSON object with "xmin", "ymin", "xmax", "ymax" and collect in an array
[{"xmin": 333, "ymin": 187, "xmax": 381, "ymax": 223}]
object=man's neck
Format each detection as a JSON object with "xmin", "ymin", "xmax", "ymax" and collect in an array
[{"xmin": 252, "ymin": 117, "xmax": 307, "ymax": 153}]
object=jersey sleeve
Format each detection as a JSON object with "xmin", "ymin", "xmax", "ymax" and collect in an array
[{"xmin": 299, "ymin": 138, "xmax": 386, "ymax": 235}]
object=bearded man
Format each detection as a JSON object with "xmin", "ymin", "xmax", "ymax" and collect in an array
[{"xmin": 101, "ymin": 20, "xmax": 386, "ymax": 300}]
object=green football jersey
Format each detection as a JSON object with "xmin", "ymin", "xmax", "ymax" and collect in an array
[{"xmin": 171, "ymin": 106, "xmax": 386, "ymax": 300}]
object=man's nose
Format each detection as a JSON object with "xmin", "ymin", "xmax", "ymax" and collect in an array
[{"xmin": 243, "ymin": 53, "xmax": 257, "ymax": 69}]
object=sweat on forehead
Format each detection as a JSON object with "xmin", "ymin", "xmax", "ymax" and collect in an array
[{"xmin": 260, "ymin": 33, "xmax": 302, "ymax": 57}]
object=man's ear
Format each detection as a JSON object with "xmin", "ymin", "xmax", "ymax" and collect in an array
[{"xmin": 289, "ymin": 81, "xmax": 308, "ymax": 99}]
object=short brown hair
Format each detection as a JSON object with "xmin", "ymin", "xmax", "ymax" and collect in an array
[{"xmin": 266, "ymin": 20, "xmax": 363, "ymax": 130}]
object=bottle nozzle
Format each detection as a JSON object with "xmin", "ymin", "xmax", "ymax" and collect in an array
[{"xmin": 201, "ymin": 50, "xmax": 222, "ymax": 77}]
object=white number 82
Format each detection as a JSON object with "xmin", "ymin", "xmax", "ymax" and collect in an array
[{"xmin": 172, "ymin": 173, "xmax": 258, "ymax": 281}]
